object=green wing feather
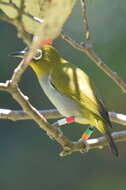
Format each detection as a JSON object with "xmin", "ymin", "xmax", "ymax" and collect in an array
[{"xmin": 51, "ymin": 60, "xmax": 102, "ymax": 119}]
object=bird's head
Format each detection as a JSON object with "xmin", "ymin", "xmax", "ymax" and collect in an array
[{"xmin": 10, "ymin": 45, "xmax": 61, "ymax": 78}]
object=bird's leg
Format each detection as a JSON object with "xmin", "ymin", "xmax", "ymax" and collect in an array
[
  {"xmin": 52, "ymin": 118, "xmax": 94, "ymax": 153},
  {"xmin": 81, "ymin": 127, "xmax": 94, "ymax": 140},
  {"xmin": 52, "ymin": 116, "xmax": 75, "ymax": 127},
  {"xmin": 79, "ymin": 127, "xmax": 94, "ymax": 152},
  {"xmin": 47, "ymin": 116, "xmax": 75, "ymax": 140}
]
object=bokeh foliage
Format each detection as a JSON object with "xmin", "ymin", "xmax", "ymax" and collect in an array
[{"xmin": 0, "ymin": 0, "xmax": 126, "ymax": 190}]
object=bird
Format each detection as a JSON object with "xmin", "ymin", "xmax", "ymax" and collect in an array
[{"xmin": 10, "ymin": 45, "xmax": 118, "ymax": 157}]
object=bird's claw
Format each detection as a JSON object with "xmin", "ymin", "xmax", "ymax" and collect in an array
[{"xmin": 78, "ymin": 138, "xmax": 90, "ymax": 153}]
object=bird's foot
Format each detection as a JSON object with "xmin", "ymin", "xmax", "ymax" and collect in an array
[
  {"xmin": 78, "ymin": 127, "xmax": 94, "ymax": 153},
  {"xmin": 78, "ymin": 138, "xmax": 90, "ymax": 153}
]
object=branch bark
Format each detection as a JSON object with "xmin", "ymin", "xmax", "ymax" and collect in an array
[
  {"xmin": 0, "ymin": 108, "xmax": 126, "ymax": 127},
  {"xmin": 60, "ymin": 130, "xmax": 126, "ymax": 156},
  {"xmin": 0, "ymin": 108, "xmax": 62, "ymax": 121}
]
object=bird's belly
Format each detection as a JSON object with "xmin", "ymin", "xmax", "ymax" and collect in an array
[{"xmin": 39, "ymin": 75, "xmax": 86, "ymax": 122}]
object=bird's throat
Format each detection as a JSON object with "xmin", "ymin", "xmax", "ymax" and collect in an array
[{"xmin": 30, "ymin": 61, "xmax": 52, "ymax": 79}]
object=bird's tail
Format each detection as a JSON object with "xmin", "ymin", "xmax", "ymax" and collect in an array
[{"xmin": 96, "ymin": 119, "xmax": 118, "ymax": 157}]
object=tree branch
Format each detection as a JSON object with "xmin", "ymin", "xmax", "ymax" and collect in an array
[
  {"xmin": 0, "ymin": 108, "xmax": 126, "ymax": 127},
  {"xmin": 80, "ymin": 0, "xmax": 91, "ymax": 41},
  {"xmin": 109, "ymin": 112, "xmax": 126, "ymax": 126},
  {"xmin": 0, "ymin": 108, "xmax": 62, "ymax": 121},
  {"xmin": 0, "ymin": 1, "xmax": 38, "ymax": 21},
  {"xmin": 58, "ymin": 130, "xmax": 126, "ymax": 156},
  {"xmin": 0, "ymin": 104, "xmax": 126, "ymax": 157}
]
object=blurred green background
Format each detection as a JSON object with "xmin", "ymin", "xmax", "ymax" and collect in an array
[{"xmin": 0, "ymin": 0, "xmax": 126, "ymax": 190}]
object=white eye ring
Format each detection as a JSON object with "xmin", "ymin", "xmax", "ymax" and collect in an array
[{"xmin": 34, "ymin": 49, "xmax": 42, "ymax": 60}]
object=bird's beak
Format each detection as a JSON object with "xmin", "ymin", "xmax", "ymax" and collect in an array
[{"xmin": 9, "ymin": 48, "xmax": 28, "ymax": 58}]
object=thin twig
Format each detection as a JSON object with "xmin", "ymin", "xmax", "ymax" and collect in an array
[
  {"xmin": 0, "ymin": 0, "xmax": 42, "ymax": 23},
  {"xmin": 109, "ymin": 112, "xmax": 126, "ymax": 126},
  {"xmin": 80, "ymin": 0, "xmax": 91, "ymax": 41},
  {"xmin": 0, "ymin": 108, "xmax": 62, "ymax": 121},
  {"xmin": 0, "ymin": 82, "xmax": 8, "ymax": 91},
  {"xmin": 17, "ymin": 0, "xmax": 25, "ymax": 20},
  {"xmin": 10, "ymin": 59, "xmax": 28, "ymax": 86}
]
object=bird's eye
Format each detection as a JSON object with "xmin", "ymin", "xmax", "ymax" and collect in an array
[{"xmin": 33, "ymin": 49, "xmax": 42, "ymax": 60}]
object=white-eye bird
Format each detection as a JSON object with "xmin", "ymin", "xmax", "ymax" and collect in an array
[{"xmin": 11, "ymin": 45, "xmax": 118, "ymax": 157}]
